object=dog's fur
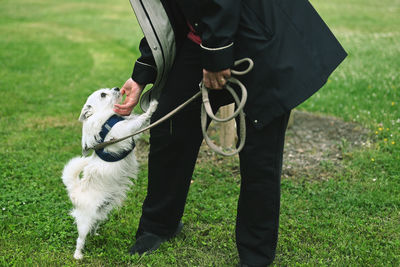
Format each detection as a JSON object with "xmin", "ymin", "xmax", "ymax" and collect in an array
[{"xmin": 62, "ymin": 88, "xmax": 157, "ymax": 259}]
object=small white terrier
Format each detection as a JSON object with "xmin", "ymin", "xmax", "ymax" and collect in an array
[{"xmin": 62, "ymin": 87, "xmax": 157, "ymax": 259}]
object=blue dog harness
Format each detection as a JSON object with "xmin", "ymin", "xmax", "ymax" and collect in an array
[{"xmin": 95, "ymin": 115, "xmax": 135, "ymax": 162}]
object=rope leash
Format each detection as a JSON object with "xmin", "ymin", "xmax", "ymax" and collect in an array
[{"xmin": 91, "ymin": 58, "xmax": 253, "ymax": 156}]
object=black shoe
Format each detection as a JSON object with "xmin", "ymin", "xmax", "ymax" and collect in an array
[
  {"xmin": 129, "ymin": 222, "xmax": 183, "ymax": 255},
  {"xmin": 238, "ymin": 263, "xmax": 269, "ymax": 267}
]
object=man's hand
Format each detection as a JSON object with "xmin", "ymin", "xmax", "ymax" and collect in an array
[
  {"xmin": 114, "ymin": 78, "xmax": 145, "ymax": 116},
  {"xmin": 203, "ymin": 68, "xmax": 231, "ymax": 90}
]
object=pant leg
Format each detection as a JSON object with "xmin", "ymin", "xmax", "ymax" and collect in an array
[
  {"xmin": 236, "ymin": 112, "xmax": 290, "ymax": 266},
  {"xmin": 136, "ymin": 40, "xmax": 203, "ymax": 238},
  {"xmin": 137, "ymin": 40, "xmax": 230, "ymax": 238}
]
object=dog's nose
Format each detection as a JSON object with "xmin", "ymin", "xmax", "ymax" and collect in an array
[{"xmin": 112, "ymin": 87, "xmax": 120, "ymax": 92}]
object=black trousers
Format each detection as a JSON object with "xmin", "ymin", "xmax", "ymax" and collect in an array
[{"xmin": 136, "ymin": 40, "xmax": 290, "ymax": 266}]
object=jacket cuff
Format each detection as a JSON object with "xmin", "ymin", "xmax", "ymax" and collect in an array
[
  {"xmin": 131, "ymin": 60, "xmax": 157, "ymax": 85},
  {"xmin": 200, "ymin": 42, "xmax": 235, "ymax": 71}
]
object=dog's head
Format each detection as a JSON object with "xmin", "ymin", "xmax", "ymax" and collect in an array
[
  {"xmin": 79, "ymin": 87, "xmax": 122, "ymax": 155},
  {"xmin": 79, "ymin": 87, "xmax": 122, "ymax": 122}
]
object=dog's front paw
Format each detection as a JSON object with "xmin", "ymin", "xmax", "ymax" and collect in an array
[
  {"xmin": 147, "ymin": 100, "xmax": 158, "ymax": 114},
  {"xmin": 74, "ymin": 250, "xmax": 83, "ymax": 260}
]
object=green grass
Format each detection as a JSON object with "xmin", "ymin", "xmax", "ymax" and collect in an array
[{"xmin": 1, "ymin": 0, "xmax": 399, "ymax": 265}]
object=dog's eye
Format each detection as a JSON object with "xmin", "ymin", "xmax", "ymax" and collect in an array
[{"xmin": 101, "ymin": 93, "xmax": 107, "ymax": 98}]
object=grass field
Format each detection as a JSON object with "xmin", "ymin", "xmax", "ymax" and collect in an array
[{"xmin": 0, "ymin": 0, "xmax": 399, "ymax": 266}]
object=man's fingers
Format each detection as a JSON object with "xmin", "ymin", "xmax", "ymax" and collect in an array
[
  {"xmin": 114, "ymin": 103, "xmax": 129, "ymax": 109},
  {"xmin": 217, "ymin": 69, "xmax": 231, "ymax": 87},
  {"xmin": 113, "ymin": 104, "xmax": 131, "ymax": 111},
  {"xmin": 204, "ymin": 71, "xmax": 221, "ymax": 89},
  {"xmin": 114, "ymin": 99, "xmax": 136, "ymax": 116},
  {"xmin": 203, "ymin": 69, "xmax": 231, "ymax": 90},
  {"xmin": 114, "ymin": 101, "xmax": 135, "ymax": 111},
  {"xmin": 216, "ymin": 73, "xmax": 227, "ymax": 88},
  {"xmin": 203, "ymin": 77, "xmax": 211, "ymax": 89},
  {"xmin": 114, "ymin": 78, "xmax": 144, "ymax": 116},
  {"xmin": 113, "ymin": 105, "xmax": 132, "ymax": 116},
  {"xmin": 222, "ymin": 69, "xmax": 231, "ymax": 79},
  {"xmin": 211, "ymin": 79, "xmax": 221, "ymax": 89}
]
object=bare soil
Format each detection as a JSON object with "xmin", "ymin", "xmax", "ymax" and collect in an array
[
  {"xmin": 135, "ymin": 110, "xmax": 371, "ymax": 180},
  {"xmin": 281, "ymin": 110, "xmax": 370, "ymax": 180}
]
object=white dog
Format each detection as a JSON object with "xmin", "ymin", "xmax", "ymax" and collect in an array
[{"xmin": 62, "ymin": 87, "xmax": 157, "ymax": 259}]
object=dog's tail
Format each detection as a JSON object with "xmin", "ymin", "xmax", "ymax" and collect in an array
[{"xmin": 62, "ymin": 157, "xmax": 89, "ymax": 190}]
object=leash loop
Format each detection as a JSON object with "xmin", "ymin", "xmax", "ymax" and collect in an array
[{"xmin": 200, "ymin": 58, "xmax": 253, "ymax": 156}]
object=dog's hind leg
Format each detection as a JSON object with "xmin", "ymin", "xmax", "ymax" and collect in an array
[
  {"xmin": 91, "ymin": 202, "xmax": 112, "ymax": 236},
  {"xmin": 92, "ymin": 222, "xmax": 101, "ymax": 236},
  {"xmin": 73, "ymin": 211, "xmax": 95, "ymax": 260}
]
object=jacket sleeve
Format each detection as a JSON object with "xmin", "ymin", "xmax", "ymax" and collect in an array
[
  {"xmin": 176, "ymin": 0, "xmax": 241, "ymax": 71},
  {"xmin": 131, "ymin": 37, "xmax": 157, "ymax": 85}
]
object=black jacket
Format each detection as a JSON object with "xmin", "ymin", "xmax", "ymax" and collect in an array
[{"xmin": 131, "ymin": 0, "xmax": 347, "ymax": 128}]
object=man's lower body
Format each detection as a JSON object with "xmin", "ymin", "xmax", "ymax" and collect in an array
[{"xmin": 131, "ymin": 39, "xmax": 290, "ymax": 266}]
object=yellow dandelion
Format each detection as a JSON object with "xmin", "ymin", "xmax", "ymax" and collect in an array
[
  {"xmin": 386, "ymin": 128, "xmax": 390, "ymax": 131},
  {"xmin": 379, "ymin": 127, "xmax": 383, "ymax": 131},
  {"xmin": 392, "ymin": 141, "xmax": 396, "ymax": 145},
  {"xmin": 371, "ymin": 158, "xmax": 375, "ymax": 162},
  {"xmin": 384, "ymin": 138, "xmax": 388, "ymax": 142},
  {"xmin": 392, "ymin": 102, "xmax": 395, "ymax": 106},
  {"xmin": 375, "ymin": 131, "xmax": 379, "ymax": 135}
]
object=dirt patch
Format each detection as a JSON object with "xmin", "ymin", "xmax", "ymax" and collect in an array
[
  {"xmin": 282, "ymin": 110, "xmax": 370, "ymax": 180},
  {"xmin": 135, "ymin": 110, "xmax": 371, "ymax": 180}
]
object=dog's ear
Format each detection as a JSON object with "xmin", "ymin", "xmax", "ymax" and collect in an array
[{"xmin": 79, "ymin": 104, "xmax": 94, "ymax": 122}]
